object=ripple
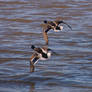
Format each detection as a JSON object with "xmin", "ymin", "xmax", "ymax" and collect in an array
[
  {"xmin": 0, "ymin": 1, "xmax": 28, "ymax": 4},
  {"xmin": 0, "ymin": 18, "xmax": 32, "ymax": 23},
  {"xmin": 0, "ymin": 0, "xmax": 92, "ymax": 92}
]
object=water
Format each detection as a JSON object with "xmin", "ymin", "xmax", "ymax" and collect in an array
[{"xmin": 0, "ymin": 0, "xmax": 92, "ymax": 92}]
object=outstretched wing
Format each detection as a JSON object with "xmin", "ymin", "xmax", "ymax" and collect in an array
[
  {"xmin": 43, "ymin": 24, "xmax": 52, "ymax": 32},
  {"xmin": 55, "ymin": 20, "xmax": 72, "ymax": 31},
  {"xmin": 42, "ymin": 24, "xmax": 52, "ymax": 44},
  {"xmin": 34, "ymin": 48, "xmax": 43, "ymax": 54},
  {"xmin": 44, "ymin": 20, "xmax": 56, "ymax": 27},
  {"xmin": 43, "ymin": 31, "xmax": 48, "ymax": 45},
  {"xmin": 55, "ymin": 20, "xmax": 64, "ymax": 25},
  {"xmin": 30, "ymin": 53, "xmax": 39, "ymax": 65}
]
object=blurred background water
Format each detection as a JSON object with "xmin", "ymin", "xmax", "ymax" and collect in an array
[{"xmin": 0, "ymin": 0, "xmax": 92, "ymax": 92}]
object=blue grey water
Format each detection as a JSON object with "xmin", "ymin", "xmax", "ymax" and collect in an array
[{"xmin": 0, "ymin": 0, "xmax": 92, "ymax": 92}]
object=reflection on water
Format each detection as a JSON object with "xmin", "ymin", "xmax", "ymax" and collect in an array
[{"xmin": 0, "ymin": 0, "xmax": 92, "ymax": 92}]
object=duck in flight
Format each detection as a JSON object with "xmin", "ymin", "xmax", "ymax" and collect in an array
[
  {"xmin": 42, "ymin": 20, "xmax": 72, "ymax": 45},
  {"xmin": 30, "ymin": 45, "xmax": 52, "ymax": 72}
]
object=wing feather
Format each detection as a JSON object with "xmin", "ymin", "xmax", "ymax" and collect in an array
[
  {"xmin": 55, "ymin": 20, "xmax": 72, "ymax": 31},
  {"xmin": 30, "ymin": 53, "xmax": 39, "ymax": 65}
]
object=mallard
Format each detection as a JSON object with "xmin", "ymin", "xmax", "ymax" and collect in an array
[
  {"xmin": 42, "ymin": 20, "xmax": 72, "ymax": 44},
  {"xmin": 30, "ymin": 45, "xmax": 52, "ymax": 72}
]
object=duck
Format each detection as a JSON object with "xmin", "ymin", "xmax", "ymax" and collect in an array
[
  {"xmin": 30, "ymin": 45, "xmax": 52, "ymax": 72},
  {"xmin": 42, "ymin": 20, "xmax": 72, "ymax": 44}
]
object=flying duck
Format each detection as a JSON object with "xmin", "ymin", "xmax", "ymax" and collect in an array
[
  {"xmin": 42, "ymin": 20, "xmax": 72, "ymax": 44},
  {"xmin": 30, "ymin": 45, "xmax": 52, "ymax": 72}
]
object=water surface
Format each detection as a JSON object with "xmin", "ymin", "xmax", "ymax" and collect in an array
[{"xmin": 0, "ymin": 0, "xmax": 92, "ymax": 92}]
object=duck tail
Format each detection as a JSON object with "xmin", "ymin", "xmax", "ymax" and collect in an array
[
  {"xmin": 31, "ymin": 45, "xmax": 35, "ymax": 50},
  {"xmin": 44, "ymin": 20, "xmax": 47, "ymax": 24}
]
